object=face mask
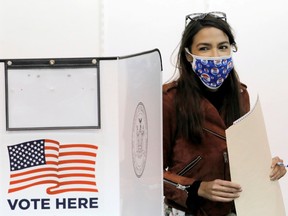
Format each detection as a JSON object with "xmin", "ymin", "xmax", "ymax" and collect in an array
[{"xmin": 185, "ymin": 48, "xmax": 234, "ymax": 90}]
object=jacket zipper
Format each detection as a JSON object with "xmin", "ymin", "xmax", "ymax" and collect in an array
[
  {"xmin": 223, "ymin": 151, "xmax": 228, "ymax": 180},
  {"xmin": 164, "ymin": 156, "xmax": 202, "ymax": 191},
  {"xmin": 177, "ymin": 155, "xmax": 202, "ymax": 176},
  {"xmin": 203, "ymin": 128, "xmax": 229, "ymax": 180},
  {"xmin": 202, "ymin": 127, "xmax": 226, "ymax": 140},
  {"xmin": 163, "ymin": 178, "xmax": 190, "ymax": 192},
  {"xmin": 223, "ymin": 151, "xmax": 228, "ymax": 163}
]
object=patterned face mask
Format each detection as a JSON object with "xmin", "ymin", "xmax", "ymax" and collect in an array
[{"xmin": 185, "ymin": 48, "xmax": 234, "ymax": 90}]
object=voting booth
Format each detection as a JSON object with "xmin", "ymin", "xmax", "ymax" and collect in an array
[{"xmin": 0, "ymin": 49, "xmax": 163, "ymax": 216}]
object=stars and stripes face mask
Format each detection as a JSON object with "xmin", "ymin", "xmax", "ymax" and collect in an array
[{"xmin": 185, "ymin": 48, "xmax": 234, "ymax": 90}]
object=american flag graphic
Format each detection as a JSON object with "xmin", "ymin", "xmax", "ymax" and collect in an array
[{"xmin": 7, "ymin": 139, "xmax": 98, "ymax": 194}]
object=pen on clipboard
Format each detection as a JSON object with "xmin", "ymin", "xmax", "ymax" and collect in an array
[{"xmin": 277, "ymin": 162, "xmax": 288, "ymax": 167}]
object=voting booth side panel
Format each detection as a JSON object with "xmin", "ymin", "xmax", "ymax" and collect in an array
[
  {"xmin": 0, "ymin": 59, "xmax": 122, "ymax": 216},
  {"xmin": 118, "ymin": 49, "xmax": 163, "ymax": 216}
]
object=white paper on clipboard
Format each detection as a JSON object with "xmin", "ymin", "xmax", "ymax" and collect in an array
[{"xmin": 226, "ymin": 96, "xmax": 286, "ymax": 216}]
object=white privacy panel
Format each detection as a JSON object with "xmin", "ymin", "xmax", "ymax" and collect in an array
[{"xmin": 118, "ymin": 49, "xmax": 163, "ymax": 216}]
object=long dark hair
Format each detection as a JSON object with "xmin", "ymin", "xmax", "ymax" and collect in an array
[{"xmin": 175, "ymin": 14, "xmax": 244, "ymax": 143}]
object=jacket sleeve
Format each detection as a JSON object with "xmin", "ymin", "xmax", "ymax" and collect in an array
[
  {"xmin": 163, "ymin": 87, "xmax": 197, "ymax": 209},
  {"xmin": 240, "ymin": 83, "xmax": 250, "ymax": 113}
]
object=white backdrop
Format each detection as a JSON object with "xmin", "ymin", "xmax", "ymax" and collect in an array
[
  {"xmin": 1, "ymin": 0, "xmax": 288, "ymax": 213},
  {"xmin": 0, "ymin": 0, "xmax": 102, "ymax": 58}
]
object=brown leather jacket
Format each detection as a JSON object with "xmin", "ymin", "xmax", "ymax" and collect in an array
[{"xmin": 163, "ymin": 81, "xmax": 250, "ymax": 216}]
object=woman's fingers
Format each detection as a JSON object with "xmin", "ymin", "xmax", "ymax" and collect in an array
[
  {"xmin": 198, "ymin": 179, "xmax": 242, "ymax": 202},
  {"xmin": 270, "ymin": 157, "xmax": 287, "ymax": 181}
]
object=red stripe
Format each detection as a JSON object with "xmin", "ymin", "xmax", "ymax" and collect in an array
[
  {"xmin": 10, "ymin": 167, "xmax": 58, "ymax": 178},
  {"xmin": 58, "ymin": 173, "xmax": 95, "ymax": 179},
  {"xmin": 8, "ymin": 180, "xmax": 58, "ymax": 193},
  {"xmin": 58, "ymin": 166, "xmax": 94, "ymax": 172},
  {"xmin": 59, "ymin": 151, "xmax": 96, "ymax": 157},
  {"xmin": 57, "ymin": 181, "xmax": 96, "ymax": 187},
  {"xmin": 45, "ymin": 146, "xmax": 59, "ymax": 151},
  {"xmin": 45, "ymin": 153, "xmax": 58, "ymax": 158},
  {"xmin": 10, "ymin": 173, "xmax": 58, "ymax": 185},
  {"xmin": 44, "ymin": 139, "xmax": 60, "ymax": 145},
  {"xmin": 47, "ymin": 187, "xmax": 98, "ymax": 195},
  {"xmin": 58, "ymin": 159, "xmax": 95, "ymax": 165},
  {"xmin": 61, "ymin": 144, "xmax": 98, "ymax": 150},
  {"xmin": 46, "ymin": 161, "xmax": 58, "ymax": 165}
]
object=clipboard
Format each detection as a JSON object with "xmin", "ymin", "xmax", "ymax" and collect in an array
[{"xmin": 226, "ymin": 97, "xmax": 286, "ymax": 216}]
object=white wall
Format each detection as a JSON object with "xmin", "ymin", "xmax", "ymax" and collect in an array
[
  {"xmin": 0, "ymin": 0, "xmax": 102, "ymax": 58},
  {"xmin": 1, "ymin": 0, "xmax": 288, "ymax": 212}
]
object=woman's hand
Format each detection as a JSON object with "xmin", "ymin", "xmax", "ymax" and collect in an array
[
  {"xmin": 198, "ymin": 179, "xmax": 242, "ymax": 202},
  {"xmin": 270, "ymin": 156, "xmax": 287, "ymax": 181}
]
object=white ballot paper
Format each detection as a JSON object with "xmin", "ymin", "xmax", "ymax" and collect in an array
[{"xmin": 226, "ymin": 97, "xmax": 286, "ymax": 216}]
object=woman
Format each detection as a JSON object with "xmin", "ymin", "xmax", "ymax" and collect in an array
[{"xmin": 163, "ymin": 12, "xmax": 286, "ymax": 216}]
